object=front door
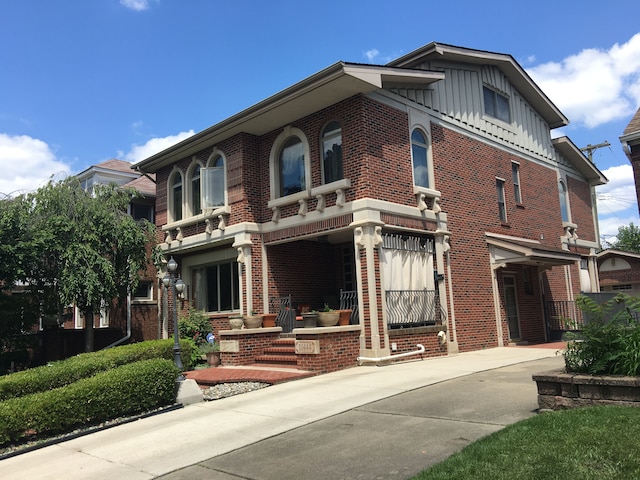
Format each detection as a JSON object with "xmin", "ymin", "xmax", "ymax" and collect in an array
[{"xmin": 503, "ymin": 275, "xmax": 521, "ymax": 340}]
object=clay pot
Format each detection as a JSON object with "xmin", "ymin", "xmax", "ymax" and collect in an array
[
  {"xmin": 317, "ymin": 311, "xmax": 339, "ymax": 327},
  {"xmin": 262, "ymin": 313, "xmax": 277, "ymax": 328},
  {"xmin": 243, "ymin": 315, "xmax": 263, "ymax": 329}
]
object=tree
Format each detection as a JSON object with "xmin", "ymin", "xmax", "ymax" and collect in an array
[
  {"xmin": 2, "ymin": 178, "xmax": 157, "ymax": 353},
  {"xmin": 611, "ymin": 223, "xmax": 640, "ymax": 254}
]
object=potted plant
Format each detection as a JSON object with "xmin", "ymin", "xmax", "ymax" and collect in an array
[
  {"xmin": 200, "ymin": 333, "xmax": 221, "ymax": 367},
  {"xmin": 302, "ymin": 311, "xmax": 318, "ymax": 328},
  {"xmin": 317, "ymin": 304, "xmax": 339, "ymax": 327},
  {"xmin": 229, "ymin": 314, "xmax": 244, "ymax": 330},
  {"xmin": 262, "ymin": 312, "xmax": 277, "ymax": 327},
  {"xmin": 338, "ymin": 308, "xmax": 352, "ymax": 326},
  {"xmin": 243, "ymin": 311, "xmax": 263, "ymax": 328}
]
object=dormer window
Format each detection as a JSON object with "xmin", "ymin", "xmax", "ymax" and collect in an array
[{"xmin": 483, "ymin": 86, "xmax": 511, "ymax": 123}]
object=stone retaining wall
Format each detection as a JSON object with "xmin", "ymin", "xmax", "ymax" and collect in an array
[{"xmin": 533, "ymin": 369, "xmax": 640, "ymax": 410}]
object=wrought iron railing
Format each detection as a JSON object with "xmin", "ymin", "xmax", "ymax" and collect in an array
[
  {"xmin": 269, "ymin": 295, "xmax": 295, "ymax": 333},
  {"xmin": 545, "ymin": 301, "xmax": 586, "ymax": 332},
  {"xmin": 339, "ymin": 289, "xmax": 359, "ymax": 324},
  {"xmin": 385, "ymin": 289, "xmax": 439, "ymax": 328}
]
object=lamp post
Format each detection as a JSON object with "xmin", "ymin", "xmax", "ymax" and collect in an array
[{"xmin": 163, "ymin": 256, "xmax": 185, "ymax": 377}]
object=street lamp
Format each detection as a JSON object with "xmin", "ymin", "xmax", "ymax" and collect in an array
[{"xmin": 163, "ymin": 256, "xmax": 185, "ymax": 377}]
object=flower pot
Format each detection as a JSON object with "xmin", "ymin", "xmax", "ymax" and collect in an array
[
  {"xmin": 244, "ymin": 315, "xmax": 263, "ymax": 329},
  {"xmin": 206, "ymin": 351, "xmax": 221, "ymax": 367},
  {"xmin": 262, "ymin": 313, "xmax": 277, "ymax": 328},
  {"xmin": 338, "ymin": 309, "xmax": 352, "ymax": 326},
  {"xmin": 229, "ymin": 316, "xmax": 243, "ymax": 330},
  {"xmin": 317, "ymin": 311, "xmax": 339, "ymax": 327},
  {"xmin": 302, "ymin": 312, "xmax": 318, "ymax": 328}
]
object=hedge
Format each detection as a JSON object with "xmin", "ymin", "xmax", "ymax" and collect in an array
[
  {"xmin": 0, "ymin": 358, "xmax": 179, "ymax": 444},
  {"xmin": 0, "ymin": 339, "xmax": 196, "ymax": 401}
]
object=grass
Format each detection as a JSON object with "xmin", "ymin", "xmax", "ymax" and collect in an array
[{"xmin": 412, "ymin": 406, "xmax": 640, "ymax": 480}]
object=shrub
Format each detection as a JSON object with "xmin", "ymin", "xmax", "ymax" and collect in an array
[
  {"xmin": 178, "ymin": 307, "xmax": 213, "ymax": 348},
  {"xmin": 0, "ymin": 339, "xmax": 195, "ymax": 401},
  {"xmin": 0, "ymin": 358, "xmax": 179, "ymax": 444},
  {"xmin": 564, "ymin": 294, "xmax": 640, "ymax": 376}
]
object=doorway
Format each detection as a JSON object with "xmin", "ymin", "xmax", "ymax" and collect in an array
[{"xmin": 503, "ymin": 275, "xmax": 521, "ymax": 340}]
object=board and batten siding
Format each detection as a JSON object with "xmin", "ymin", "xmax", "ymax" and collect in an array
[{"xmin": 390, "ymin": 62, "xmax": 567, "ymax": 170}]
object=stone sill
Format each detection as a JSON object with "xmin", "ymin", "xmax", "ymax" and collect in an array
[
  {"xmin": 292, "ymin": 325, "xmax": 361, "ymax": 335},
  {"xmin": 532, "ymin": 369, "xmax": 640, "ymax": 410},
  {"xmin": 219, "ymin": 327, "xmax": 282, "ymax": 336}
]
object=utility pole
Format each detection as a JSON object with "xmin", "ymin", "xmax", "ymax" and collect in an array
[{"xmin": 580, "ymin": 141, "xmax": 610, "ymax": 163}]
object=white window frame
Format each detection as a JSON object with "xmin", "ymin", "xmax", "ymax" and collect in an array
[
  {"xmin": 512, "ymin": 162, "xmax": 522, "ymax": 204},
  {"xmin": 559, "ymin": 178, "xmax": 570, "ymax": 222},
  {"xmin": 202, "ymin": 150, "xmax": 227, "ymax": 210},
  {"xmin": 187, "ymin": 160, "xmax": 204, "ymax": 217},
  {"xmin": 483, "ymin": 86, "xmax": 511, "ymax": 124},
  {"xmin": 410, "ymin": 126, "xmax": 432, "ymax": 189},
  {"xmin": 496, "ymin": 177, "xmax": 507, "ymax": 223},
  {"xmin": 269, "ymin": 126, "xmax": 311, "ymax": 201}
]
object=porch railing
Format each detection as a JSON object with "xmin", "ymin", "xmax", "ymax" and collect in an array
[
  {"xmin": 269, "ymin": 295, "xmax": 295, "ymax": 333},
  {"xmin": 385, "ymin": 289, "xmax": 439, "ymax": 328},
  {"xmin": 545, "ymin": 301, "xmax": 586, "ymax": 332}
]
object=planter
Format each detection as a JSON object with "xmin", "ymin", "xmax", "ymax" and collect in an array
[
  {"xmin": 302, "ymin": 312, "xmax": 318, "ymax": 328},
  {"xmin": 338, "ymin": 309, "xmax": 352, "ymax": 326},
  {"xmin": 229, "ymin": 316, "xmax": 244, "ymax": 330},
  {"xmin": 243, "ymin": 315, "xmax": 263, "ymax": 329},
  {"xmin": 532, "ymin": 369, "xmax": 640, "ymax": 410},
  {"xmin": 262, "ymin": 313, "xmax": 277, "ymax": 328},
  {"xmin": 317, "ymin": 311, "xmax": 339, "ymax": 327},
  {"xmin": 205, "ymin": 351, "xmax": 221, "ymax": 367}
]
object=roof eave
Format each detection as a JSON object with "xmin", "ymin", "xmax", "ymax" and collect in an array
[
  {"xmin": 552, "ymin": 136, "xmax": 608, "ymax": 186},
  {"xmin": 134, "ymin": 63, "xmax": 444, "ymax": 173}
]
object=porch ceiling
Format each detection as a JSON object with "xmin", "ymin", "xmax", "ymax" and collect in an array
[{"xmin": 486, "ymin": 235, "xmax": 580, "ymax": 268}]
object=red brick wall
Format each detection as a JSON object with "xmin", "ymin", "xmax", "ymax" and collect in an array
[
  {"xmin": 567, "ymin": 176, "xmax": 596, "ymax": 242},
  {"xmin": 295, "ymin": 330, "xmax": 360, "ymax": 373}
]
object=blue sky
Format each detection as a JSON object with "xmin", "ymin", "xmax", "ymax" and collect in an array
[{"xmin": 1, "ymin": 0, "xmax": 640, "ymax": 246}]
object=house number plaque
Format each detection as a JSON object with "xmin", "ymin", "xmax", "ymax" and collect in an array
[{"xmin": 295, "ymin": 340, "xmax": 320, "ymax": 355}]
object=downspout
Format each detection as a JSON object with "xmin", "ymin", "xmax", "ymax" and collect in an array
[
  {"xmin": 357, "ymin": 344, "xmax": 425, "ymax": 365},
  {"xmin": 103, "ymin": 292, "xmax": 132, "ymax": 349}
]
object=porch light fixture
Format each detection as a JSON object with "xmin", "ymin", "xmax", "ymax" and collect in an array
[{"xmin": 163, "ymin": 256, "xmax": 185, "ymax": 378}]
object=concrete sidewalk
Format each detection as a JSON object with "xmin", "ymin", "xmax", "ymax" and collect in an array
[{"xmin": 0, "ymin": 347, "xmax": 563, "ymax": 480}]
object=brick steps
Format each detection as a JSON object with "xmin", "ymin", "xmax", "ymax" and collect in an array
[{"xmin": 255, "ymin": 338, "xmax": 297, "ymax": 367}]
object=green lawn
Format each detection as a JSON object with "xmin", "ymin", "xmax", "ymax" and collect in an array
[{"xmin": 412, "ymin": 406, "xmax": 640, "ymax": 480}]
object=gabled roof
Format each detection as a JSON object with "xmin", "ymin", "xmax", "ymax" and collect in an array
[
  {"xmin": 620, "ymin": 107, "xmax": 640, "ymax": 152},
  {"xmin": 124, "ymin": 174, "xmax": 156, "ymax": 197},
  {"xmin": 134, "ymin": 62, "xmax": 444, "ymax": 173},
  {"xmin": 387, "ymin": 42, "xmax": 569, "ymax": 129},
  {"xmin": 486, "ymin": 232, "xmax": 581, "ymax": 267},
  {"xmin": 552, "ymin": 136, "xmax": 608, "ymax": 186},
  {"xmin": 76, "ymin": 159, "xmax": 139, "ymax": 181},
  {"xmin": 597, "ymin": 248, "xmax": 640, "ymax": 260}
]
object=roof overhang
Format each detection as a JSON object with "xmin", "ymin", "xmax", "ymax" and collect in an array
[
  {"xmin": 597, "ymin": 248, "xmax": 640, "ymax": 261},
  {"xmin": 552, "ymin": 136, "xmax": 608, "ymax": 186},
  {"xmin": 388, "ymin": 42, "xmax": 569, "ymax": 129},
  {"xmin": 486, "ymin": 233, "xmax": 581, "ymax": 268},
  {"xmin": 134, "ymin": 62, "xmax": 444, "ymax": 173}
]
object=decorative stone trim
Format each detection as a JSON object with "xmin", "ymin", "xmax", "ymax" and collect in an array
[{"xmin": 533, "ymin": 369, "xmax": 640, "ymax": 410}]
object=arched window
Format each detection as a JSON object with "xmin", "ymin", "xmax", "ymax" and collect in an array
[
  {"xmin": 279, "ymin": 136, "xmax": 305, "ymax": 197},
  {"xmin": 322, "ymin": 121, "xmax": 342, "ymax": 184},
  {"xmin": 559, "ymin": 180, "xmax": 569, "ymax": 222},
  {"xmin": 411, "ymin": 128, "xmax": 429, "ymax": 188},
  {"xmin": 202, "ymin": 153, "xmax": 226, "ymax": 208},
  {"xmin": 170, "ymin": 171, "xmax": 183, "ymax": 222},
  {"xmin": 190, "ymin": 164, "xmax": 201, "ymax": 216}
]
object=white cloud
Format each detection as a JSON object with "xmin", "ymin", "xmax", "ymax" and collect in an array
[
  {"xmin": 596, "ymin": 164, "xmax": 638, "ymax": 215},
  {"xmin": 527, "ymin": 33, "xmax": 640, "ymax": 128},
  {"xmin": 364, "ymin": 49, "xmax": 379, "ymax": 62},
  {"xmin": 123, "ymin": 130, "xmax": 195, "ymax": 164},
  {"xmin": 0, "ymin": 133, "xmax": 70, "ymax": 197},
  {"xmin": 119, "ymin": 0, "xmax": 157, "ymax": 11}
]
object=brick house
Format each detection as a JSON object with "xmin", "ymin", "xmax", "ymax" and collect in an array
[
  {"xmin": 621, "ymin": 106, "xmax": 640, "ymax": 215},
  {"xmin": 135, "ymin": 42, "xmax": 606, "ymax": 369},
  {"xmin": 68, "ymin": 159, "xmax": 160, "ymax": 343},
  {"xmin": 597, "ymin": 249, "xmax": 640, "ymax": 296}
]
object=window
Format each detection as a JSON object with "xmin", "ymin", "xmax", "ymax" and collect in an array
[
  {"xmin": 202, "ymin": 154, "xmax": 226, "ymax": 208},
  {"xmin": 170, "ymin": 172, "xmax": 183, "ymax": 222},
  {"xmin": 559, "ymin": 180, "xmax": 569, "ymax": 222},
  {"xmin": 131, "ymin": 202, "xmax": 154, "ymax": 222},
  {"xmin": 133, "ymin": 281, "xmax": 153, "ymax": 301},
  {"xmin": 483, "ymin": 86, "xmax": 511, "ymax": 123},
  {"xmin": 411, "ymin": 128, "xmax": 429, "ymax": 188},
  {"xmin": 512, "ymin": 162, "xmax": 522, "ymax": 204},
  {"xmin": 322, "ymin": 121, "xmax": 343, "ymax": 184},
  {"xmin": 496, "ymin": 178, "xmax": 507, "ymax": 222},
  {"xmin": 191, "ymin": 261, "xmax": 240, "ymax": 312},
  {"xmin": 612, "ymin": 284, "xmax": 633, "ymax": 291},
  {"xmin": 190, "ymin": 164, "xmax": 202, "ymax": 216},
  {"xmin": 279, "ymin": 136, "xmax": 305, "ymax": 197}
]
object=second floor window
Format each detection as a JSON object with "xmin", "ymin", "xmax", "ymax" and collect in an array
[
  {"xmin": 322, "ymin": 121, "xmax": 343, "ymax": 183},
  {"xmin": 559, "ymin": 180, "xmax": 569, "ymax": 222},
  {"xmin": 496, "ymin": 178, "xmax": 507, "ymax": 223},
  {"xmin": 191, "ymin": 164, "xmax": 202, "ymax": 216},
  {"xmin": 512, "ymin": 162, "xmax": 522, "ymax": 204},
  {"xmin": 202, "ymin": 154, "xmax": 225, "ymax": 208},
  {"xmin": 171, "ymin": 172, "xmax": 183, "ymax": 222},
  {"xmin": 279, "ymin": 136, "xmax": 305, "ymax": 197},
  {"xmin": 411, "ymin": 128, "xmax": 429, "ymax": 188}
]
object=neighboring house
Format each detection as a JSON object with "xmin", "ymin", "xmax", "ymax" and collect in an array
[
  {"xmin": 135, "ymin": 41, "xmax": 606, "ymax": 364},
  {"xmin": 597, "ymin": 249, "xmax": 640, "ymax": 296},
  {"xmin": 620, "ymin": 107, "xmax": 640, "ymax": 216},
  {"xmin": 65, "ymin": 159, "xmax": 160, "ymax": 342}
]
